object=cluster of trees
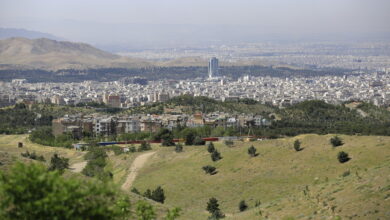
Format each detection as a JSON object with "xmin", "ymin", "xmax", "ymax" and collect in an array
[
  {"xmin": 0, "ymin": 163, "xmax": 180, "ymax": 220},
  {"xmin": 82, "ymin": 147, "xmax": 112, "ymax": 181},
  {"xmin": 48, "ymin": 153, "xmax": 69, "ymax": 173},
  {"xmin": 29, "ymin": 127, "xmax": 75, "ymax": 148},
  {"xmin": 131, "ymin": 186, "xmax": 166, "ymax": 204},
  {"xmin": 20, "ymin": 151, "xmax": 45, "ymax": 162}
]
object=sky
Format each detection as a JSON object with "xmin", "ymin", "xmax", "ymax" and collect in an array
[{"xmin": 1, "ymin": 0, "xmax": 389, "ymax": 48}]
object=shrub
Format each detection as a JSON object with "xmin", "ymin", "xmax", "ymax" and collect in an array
[
  {"xmin": 48, "ymin": 153, "xmax": 69, "ymax": 173},
  {"xmin": 138, "ymin": 141, "xmax": 152, "ymax": 152},
  {"xmin": 151, "ymin": 186, "xmax": 165, "ymax": 204},
  {"xmin": 294, "ymin": 140, "xmax": 302, "ymax": 151},
  {"xmin": 330, "ymin": 136, "xmax": 343, "ymax": 147},
  {"xmin": 175, "ymin": 143, "xmax": 183, "ymax": 153},
  {"xmin": 131, "ymin": 187, "xmax": 140, "ymax": 195},
  {"xmin": 224, "ymin": 140, "xmax": 234, "ymax": 147},
  {"xmin": 206, "ymin": 197, "xmax": 224, "ymax": 219},
  {"xmin": 136, "ymin": 200, "xmax": 156, "ymax": 220},
  {"xmin": 211, "ymin": 150, "xmax": 222, "ymax": 162},
  {"xmin": 202, "ymin": 165, "xmax": 217, "ymax": 175},
  {"xmin": 164, "ymin": 207, "xmax": 181, "ymax": 220},
  {"xmin": 239, "ymin": 200, "xmax": 248, "ymax": 212},
  {"xmin": 194, "ymin": 136, "xmax": 206, "ymax": 145},
  {"xmin": 20, "ymin": 151, "xmax": 45, "ymax": 162},
  {"xmin": 207, "ymin": 142, "xmax": 215, "ymax": 153},
  {"xmin": 248, "ymin": 145, "xmax": 258, "ymax": 157},
  {"xmin": 129, "ymin": 145, "xmax": 136, "ymax": 152},
  {"xmin": 337, "ymin": 151, "xmax": 350, "ymax": 163},
  {"xmin": 0, "ymin": 163, "xmax": 130, "ymax": 219},
  {"xmin": 185, "ymin": 132, "xmax": 195, "ymax": 145}
]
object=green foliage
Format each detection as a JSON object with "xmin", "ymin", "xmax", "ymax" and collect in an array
[
  {"xmin": 29, "ymin": 127, "xmax": 74, "ymax": 148},
  {"xmin": 337, "ymin": 151, "xmax": 351, "ymax": 163},
  {"xmin": 294, "ymin": 140, "xmax": 302, "ymax": 151},
  {"xmin": 175, "ymin": 143, "xmax": 183, "ymax": 153},
  {"xmin": 239, "ymin": 200, "xmax": 248, "ymax": 212},
  {"xmin": 82, "ymin": 147, "xmax": 112, "ymax": 181},
  {"xmin": 20, "ymin": 151, "xmax": 45, "ymax": 162},
  {"xmin": 206, "ymin": 197, "xmax": 224, "ymax": 219},
  {"xmin": 164, "ymin": 207, "xmax": 181, "ymax": 220},
  {"xmin": 136, "ymin": 200, "xmax": 156, "ymax": 220},
  {"xmin": 48, "ymin": 153, "xmax": 69, "ymax": 173},
  {"xmin": 248, "ymin": 145, "xmax": 258, "ymax": 157},
  {"xmin": 0, "ymin": 162, "xmax": 130, "ymax": 220},
  {"xmin": 211, "ymin": 150, "xmax": 222, "ymax": 162},
  {"xmin": 151, "ymin": 186, "xmax": 166, "ymax": 204},
  {"xmin": 106, "ymin": 145, "xmax": 124, "ymax": 155},
  {"xmin": 207, "ymin": 142, "xmax": 216, "ymax": 153},
  {"xmin": 185, "ymin": 132, "xmax": 195, "ymax": 146},
  {"xmin": 142, "ymin": 187, "xmax": 166, "ymax": 204},
  {"xmin": 202, "ymin": 165, "xmax": 217, "ymax": 175},
  {"xmin": 193, "ymin": 136, "xmax": 206, "ymax": 145},
  {"xmin": 138, "ymin": 142, "xmax": 152, "ymax": 152},
  {"xmin": 131, "ymin": 187, "xmax": 140, "ymax": 195},
  {"xmin": 224, "ymin": 140, "xmax": 234, "ymax": 147},
  {"xmin": 129, "ymin": 145, "xmax": 137, "ymax": 153},
  {"xmin": 330, "ymin": 136, "xmax": 344, "ymax": 147},
  {"xmin": 155, "ymin": 129, "xmax": 175, "ymax": 146}
]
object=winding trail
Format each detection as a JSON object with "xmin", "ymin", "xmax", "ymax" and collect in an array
[
  {"xmin": 69, "ymin": 161, "xmax": 87, "ymax": 173},
  {"xmin": 122, "ymin": 151, "xmax": 156, "ymax": 190}
]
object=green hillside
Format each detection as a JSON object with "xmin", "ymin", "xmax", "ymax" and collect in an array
[{"xmin": 132, "ymin": 134, "xmax": 390, "ymax": 219}]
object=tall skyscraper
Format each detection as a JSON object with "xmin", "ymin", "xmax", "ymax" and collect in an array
[{"xmin": 208, "ymin": 57, "xmax": 219, "ymax": 78}]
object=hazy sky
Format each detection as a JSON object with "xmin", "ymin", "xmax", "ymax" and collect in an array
[{"xmin": 1, "ymin": 0, "xmax": 389, "ymax": 47}]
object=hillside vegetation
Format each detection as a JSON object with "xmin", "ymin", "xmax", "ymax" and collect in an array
[{"xmin": 132, "ymin": 134, "xmax": 390, "ymax": 219}]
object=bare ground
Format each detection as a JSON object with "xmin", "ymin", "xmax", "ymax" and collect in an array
[{"xmin": 121, "ymin": 151, "xmax": 156, "ymax": 190}]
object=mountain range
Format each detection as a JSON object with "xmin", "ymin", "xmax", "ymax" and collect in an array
[{"xmin": 0, "ymin": 37, "xmax": 151, "ymax": 70}]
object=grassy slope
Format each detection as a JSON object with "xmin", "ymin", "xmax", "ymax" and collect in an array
[{"xmin": 133, "ymin": 134, "xmax": 390, "ymax": 219}]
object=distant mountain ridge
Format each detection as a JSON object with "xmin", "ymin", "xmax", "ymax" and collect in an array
[
  {"xmin": 0, "ymin": 37, "xmax": 151, "ymax": 70},
  {"xmin": 0, "ymin": 27, "xmax": 63, "ymax": 41}
]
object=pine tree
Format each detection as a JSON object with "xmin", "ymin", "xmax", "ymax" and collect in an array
[
  {"xmin": 207, "ymin": 142, "xmax": 215, "ymax": 153},
  {"xmin": 337, "ymin": 151, "xmax": 350, "ymax": 163},
  {"xmin": 175, "ymin": 143, "xmax": 183, "ymax": 153},
  {"xmin": 211, "ymin": 150, "xmax": 222, "ymax": 162},
  {"xmin": 248, "ymin": 145, "xmax": 257, "ymax": 157},
  {"xmin": 294, "ymin": 140, "xmax": 302, "ymax": 151},
  {"xmin": 239, "ymin": 200, "xmax": 248, "ymax": 212},
  {"xmin": 151, "ymin": 186, "xmax": 165, "ymax": 204},
  {"xmin": 48, "ymin": 154, "xmax": 69, "ymax": 173}
]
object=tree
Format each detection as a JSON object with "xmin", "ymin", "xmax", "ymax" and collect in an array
[
  {"xmin": 294, "ymin": 140, "xmax": 302, "ymax": 151},
  {"xmin": 151, "ymin": 186, "xmax": 165, "ymax": 204},
  {"xmin": 194, "ymin": 136, "xmax": 206, "ymax": 145},
  {"xmin": 202, "ymin": 165, "xmax": 217, "ymax": 175},
  {"xmin": 206, "ymin": 197, "xmax": 224, "ymax": 219},
  {"xmin": 136, "ymin": 200, "xmax": 156, "ymax": 220},
  {"xmin": 0, "ymin": 163, "xmax": 130, "ymax": 219},
  {"xmin": 207, "ymin": 142, "xmax": 216, "ymax": 153},
  {"xmin": 248, "ymin": 145, "xmax": 258, "ymax": 157},
  {"xmin": 155, "ymin": 129, "xmax": 175, "ymax": 147},
  {"xmin": 185, "ymin": 132, "xmax": 195, "ymax": 145},
  {"xmin": 337, "ymin": 151, "xmax": 350, "ymax": 163},
  {"xmin": 48, "ymin": 153, "xmax": 69, "ymax": 173},
  {"xmin": 224, "ymin": 140, "xmax": 234, "ymax": 147},
  {"xmin": 330, "ymin": 136, "xmax": 343, "ymax": 147},
  {"xmin": 211, "ymin": 150, "xmax": 222, "ymax": 162},
  {"xmin": 175, "ymin": 143, "xmax": 183, "ymax": 153},
  {"xmin": 143, "ymin": 189, "xmax": 152, "ymax": 199},
  {"xmin": 239, "ymin": 200, "xmax": 248, "ymax": 212},
  {"xmin": 138, "ymin": 141, "xmax": 152, "ymax": 152}
]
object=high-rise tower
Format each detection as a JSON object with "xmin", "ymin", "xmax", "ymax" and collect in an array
[{"xmin": 208, "ymin": 57, "xmax": 219, "ymax": 78}]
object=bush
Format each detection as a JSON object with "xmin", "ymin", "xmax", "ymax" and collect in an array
[
  {"xmin": 330, "ymin": 136, "xmax": 343, "ymax": 147},
  {"xmin": 136, "ymin": 200, "xmax": 156, "ymax": 220},
  {"xmin": 185, "ymin": 132, "xmax": 195, "ymax": 145},
  {"xmin": 48, "ymin": 153, "xmax": 69, "ymax": 173},
  {"xmin": 129, "ymin": 145, "xmax": 136, "ymax": 152},
  {"xmin": 138, "ymin": 141, "xmax": 152, "ymax": 152},
  {"xmin": 211, "ymin": 150, "xmax": 222, "ymax": 162},
  {"xmin": 151, "ymin": 186, "xmax": 165, "ymax": 204},
  {"xmin": 193, "ymin": 136, "xmax": 206, "ymax": 145},
  {"xmin": 202, "ymin": 165, "xmax": 217, "ymax": 175},
  {"xmin": 224, "ymin": 140, "xmax": 234, "ymax": 147},
  {"xmin": 239, "ymin": 200, "xmax": 248, "ymax": 212},
  {"xmin": 131, "ymin": 187, "xmax": 140, "ymax": 195},
  {"xmin": 164, "ymin": 207, "xmax": 181, "ymax": 220},
  {"xmin": 337, "ymin": 151, "xmax": 350, "ymax": 163},
  {"xmin": 20, "ymin": 151, "xmax": 45, "ymax": 162},
  {"xmin": 207, "ymin": 142, "xmax": 215, "ymax": 153},
  {"xmin": 293, "ymin": 140, "xmax": 302, "ymax": 151},
  {"xmin": 175, "ymin": 143, "xmax": 183, "ymax": 153},
  {"xmin": 248, "ymin": 145, "xmax": 258, "ymax": 157},
  {"xmin": 206, "ymin": 197, "xmax": 224, "ymax": 219},
  {"xmin": 0, "ymin": 163, "xmax": 130, "ymax": 219}
]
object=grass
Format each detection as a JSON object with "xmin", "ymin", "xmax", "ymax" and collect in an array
[
  {"xmin": 1, "ymin": 134, "xmax": 389, "ymax": 219},
  {"xmin": 132, "ymin": 134, "xmax": 390, "ymax": 219}
]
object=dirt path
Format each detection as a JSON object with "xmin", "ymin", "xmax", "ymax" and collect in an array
[
  {"xmin": 122, "ymin": 151, "xmax": 156, "ymax": 190},
  {"xmin": 69, "ymin": 161, "xmax": 87, "ymax": 173}
]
